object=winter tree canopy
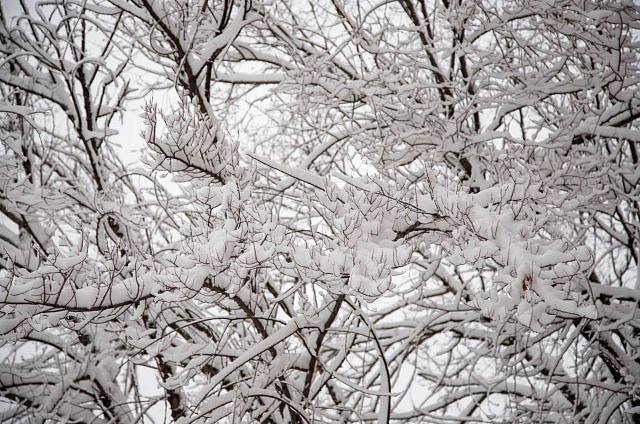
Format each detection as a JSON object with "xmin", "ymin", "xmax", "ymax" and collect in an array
[{"xmin": 1, "ymin": 0, "xmax": 639, "ymax": 422}]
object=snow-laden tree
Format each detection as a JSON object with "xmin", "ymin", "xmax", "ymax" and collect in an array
[{"xmin": 1, "ymin": 0, "xmax": 639, "ymax": 423}]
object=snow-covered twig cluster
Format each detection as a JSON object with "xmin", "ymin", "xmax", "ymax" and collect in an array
[{"xmin": 1, "ymin": 0, "xmax": 639, "ymax": 423}]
